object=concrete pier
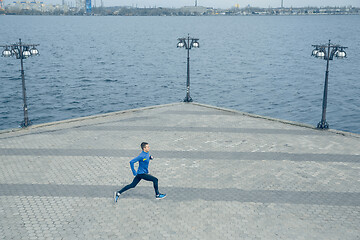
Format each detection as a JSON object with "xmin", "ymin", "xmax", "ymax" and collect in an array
[{"xmin": 0, "ymin": 102, "xmax": 359, "ymax": 239}]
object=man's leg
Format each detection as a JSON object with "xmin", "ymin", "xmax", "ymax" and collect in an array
[
  {"xmin": 138, "ymin": 174, "xmax": 159, "ymax": 195},
  {"xmin": 118, "ymin": 175, "xmax": 141, "ymax": 194}
]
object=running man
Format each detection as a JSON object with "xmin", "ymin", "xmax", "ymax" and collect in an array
[{"xmin": 114, "ymin": 142, "xmax": 166, "ymax": 202}]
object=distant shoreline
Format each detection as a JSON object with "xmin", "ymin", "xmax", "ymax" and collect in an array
[{"xmin": 2, "ymin": 5, "xmax": 360, "ymax": 16}]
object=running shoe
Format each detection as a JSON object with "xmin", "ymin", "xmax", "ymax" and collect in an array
[
  {"xmin": 156, "ymin": 193, "xmax": 167, "ymax": 199},
  {"xmin": 114, "ymin": 191, "xmax": 120, "ymax": 203}
]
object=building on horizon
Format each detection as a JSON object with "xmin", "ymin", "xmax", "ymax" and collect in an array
[
  {"xmin": 85, "ymin": 0, "xmax": 90, "ymax": 13},
  {"xmin": 180, "ymin": 5, "xmax": 213, "ymax": 15},
  {"xmin": 5, "ymin": 1, "xmax": 69, "ymax": 13}
]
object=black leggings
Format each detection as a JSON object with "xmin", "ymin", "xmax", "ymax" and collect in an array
[{"xmin": 119, "ymin": 174, "xmax": 159, "ymax": 195}]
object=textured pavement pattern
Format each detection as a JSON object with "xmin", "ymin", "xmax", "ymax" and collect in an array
[{"xmin": 0, "ymin": 102, "xmax": 359, "ymax": 239}]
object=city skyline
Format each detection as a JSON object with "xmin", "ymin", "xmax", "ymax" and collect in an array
[{"xmin": 3, "ymin": 0, "xmax": 360, "ymax": 8}]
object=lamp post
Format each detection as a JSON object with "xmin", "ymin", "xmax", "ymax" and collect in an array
[
  {"xmin": 1, "ymin": 39, "xmax": 40, "ymax": 128},
  {"xmin": 311, "ymin": 40, "xmax": 347, "ymax": 129},
  {"xmin": 177, "ymin": 34, "xmax": 199, "ymax": 102}
]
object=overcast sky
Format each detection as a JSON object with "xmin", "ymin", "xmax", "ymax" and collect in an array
[{"xmin": 6, "ymin": 0, "xmax": 360, "ymax": 8}]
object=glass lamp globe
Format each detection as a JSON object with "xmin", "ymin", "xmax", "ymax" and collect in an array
[
  {"xmin": 316, "ymin": 51, "xmax": 325, "ymax": 58},
  {"xmin": 312, "ymin": 49, "xmax": 318, "ymax": 56},
  {"xmin": 2, "ymin": 48, "xmax": 12, "ymax": 57},
  {"xmin": 12, "ymin": 48, "xmax": 20, "ymax": 55},
  {"xmin": 192, "ymin": 42, "xmax": 199, "ymax": 48},
  {"xmin": 177, "ymin": 42, "xmax": 185, "ymax": 48},
  {"xmin": 335, "ymin": 50, "xmax": 346, "ymax": 58},
  {"xmin": 30, "ymin": 47, "xmax": 39, "ymax": 56},
  {"xmin": 23, "ymin": 50, "xmax": 31, "ymax": 58}
]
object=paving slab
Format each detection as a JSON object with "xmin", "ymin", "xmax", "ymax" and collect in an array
[{"xmin": 0, "ymin": 102, "xmax": 359, "ymax": 239}]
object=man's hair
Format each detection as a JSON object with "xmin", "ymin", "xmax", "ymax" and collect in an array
[{"xmin": 141, "ymin": 142, "xmax": 148, "ymax": 150}]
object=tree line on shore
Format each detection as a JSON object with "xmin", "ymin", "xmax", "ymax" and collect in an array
[{"xmin": 2, "ymin": 5, "xmax": 360, "ymax": 16}]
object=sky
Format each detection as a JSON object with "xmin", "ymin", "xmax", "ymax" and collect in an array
[{"xmin": 6, "ymin": 0, "xmax": 360, "ymax": 8}]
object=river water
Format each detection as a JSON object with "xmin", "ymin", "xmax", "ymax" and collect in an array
[{"xmin": 1, "ymin": 15, "xmax": 359, "ymax": 133}]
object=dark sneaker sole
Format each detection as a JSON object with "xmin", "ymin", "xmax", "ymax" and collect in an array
[{"xmin": 114, "ymin": 192, "xmax": 118, "ymax": 203}]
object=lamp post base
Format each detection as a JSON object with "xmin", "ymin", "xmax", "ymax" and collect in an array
[
  {"xmin": 317, "ymin": 121, "xmax": 329, "ymax": 129},
  {"xmin": 20, "ymin": 119, "xmax": 32, "ymax": 128},
  {"xmin": 183, "ymin": 96, "xmax": 193, "ymax": 103}
]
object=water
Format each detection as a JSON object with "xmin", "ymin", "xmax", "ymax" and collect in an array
[{"xmin": 1, "ymin": 15, "xmax": 360, "ymax": 134}]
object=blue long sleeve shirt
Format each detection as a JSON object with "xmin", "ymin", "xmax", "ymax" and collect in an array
[{"xmin": 130, "ymin": 151, "xmax": 152, "ymax": 176}]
